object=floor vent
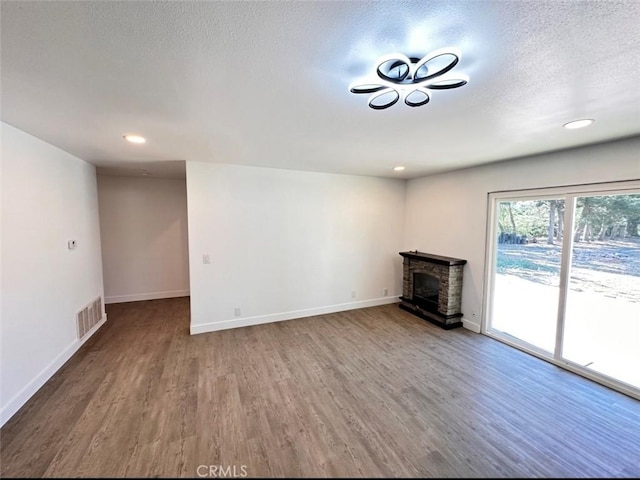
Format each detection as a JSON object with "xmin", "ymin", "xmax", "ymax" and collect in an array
[{"xmin": 77, "ymin": 297, "xmax": 103, "ymax": 340}]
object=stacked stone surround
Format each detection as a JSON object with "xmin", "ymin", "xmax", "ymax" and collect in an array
[{"xmin": 399, "ymin": 251, "xmax": 466, "ymax": 329}]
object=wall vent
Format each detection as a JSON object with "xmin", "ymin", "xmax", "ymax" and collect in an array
[{"xmin": 77, "ymin": 296, "xmax": 103, "ymax": 340}]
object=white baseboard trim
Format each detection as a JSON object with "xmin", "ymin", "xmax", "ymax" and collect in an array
[
  {"xmin": 191, "ymin": 297, "xmax": 400, "ymax": 335},
  {"xmin": 462, "ymin": 316, "xmax": 481, "ymax": 333},
  {"xmin": 0, "ymin": 314, "xmax": 107, "ymax": 427},
  {"xmin": 105, "ymin": 290, "xmax": 190, "ymax": 304}
]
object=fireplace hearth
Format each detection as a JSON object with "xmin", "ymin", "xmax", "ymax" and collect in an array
[{"xmin": 399, "ymin": 251, "xmax": 467, "ymax": 329}]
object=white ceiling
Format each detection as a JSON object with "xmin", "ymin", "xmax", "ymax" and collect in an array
[{"xmin": 2, "ymin": 0, "xmax": 639, "ymax": 179}]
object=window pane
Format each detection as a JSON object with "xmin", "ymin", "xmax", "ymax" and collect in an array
[
  {"xmin": 490, "ymin": 199, "xmax": 564, "ymax": 353},
  {"xmin": 563, "ymin": 193, "xmax": 640, "ymax": 389}
]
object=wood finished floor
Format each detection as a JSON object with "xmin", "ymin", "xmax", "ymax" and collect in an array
[{"xmin": 1, "ymin": 298, "xmax": 639, "ymax": 478}]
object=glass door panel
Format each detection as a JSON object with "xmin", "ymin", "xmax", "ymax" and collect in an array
[
  {"xmin": 562, "ymin": 193, "xmax": 640, "ymax": 389},
  {"xmin": 490, "ymin": 199, "xmax": 565, "ymax": 353}
]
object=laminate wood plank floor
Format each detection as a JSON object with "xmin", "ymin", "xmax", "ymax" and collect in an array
[{"xmin": 1, "ymin": 297, "xmax": 639, "ymax": 477}]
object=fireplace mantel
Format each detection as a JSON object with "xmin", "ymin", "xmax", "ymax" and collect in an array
[
  {"xmin": 399, "ymin": 251, "xmax": 467, "ymax": 266},
  {"xmin": 399, "ymin": 251, "xmax": 467, "ymax": 329}
]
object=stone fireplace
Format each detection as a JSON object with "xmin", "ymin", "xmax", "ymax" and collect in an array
[{"xmin": 399, "ymin": 251, "xmax": 467, "ymax": 329}]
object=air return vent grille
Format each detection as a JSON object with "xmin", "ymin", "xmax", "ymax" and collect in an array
[{"xmin": 77, "ymin": 297, "xmax": 103, "ymax": 340}]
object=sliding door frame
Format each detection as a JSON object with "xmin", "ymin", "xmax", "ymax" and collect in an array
[
  {"xmin": 482, "ymin": 180, "xmax": 640, "ymax": 400},
  {"xmin": 483, "ymin": 190, "xmax": 566, "ymax": 359}
]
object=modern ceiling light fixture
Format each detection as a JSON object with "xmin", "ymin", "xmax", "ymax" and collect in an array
[
  {"xmin": 350, "ymin": 47, "xmax": 469, "ymax": 110},
  {"xmin": 123, "ymin": 134, "xmax": 146, "ymax": 144},
  {"xmin": 393, "ymin": 166, "xmax": 406, "ymax": 171},
  {"xmin": 563, "ymin": 119, "xmax": 595, "ymax": 130}
]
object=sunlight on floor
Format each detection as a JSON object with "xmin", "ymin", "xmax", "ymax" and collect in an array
[{"xmin": 492, "ymin": 274, "xmax": 640, "ymax": 390}]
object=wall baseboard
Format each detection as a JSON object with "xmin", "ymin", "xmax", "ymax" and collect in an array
[
  {"xmin": 462, "ymin": 316, "xmax": 481, "ymax": 333},
  {"xmin": 191, "ymin": 296, "xmax": 400, "ymax": 335},
  {"xmin": 0, "ymin": 314, "xmax": 107, "ymax": 427},
  {"xmin": 105, "ymin": 290, "xmax": 190, "ymax": 304}
]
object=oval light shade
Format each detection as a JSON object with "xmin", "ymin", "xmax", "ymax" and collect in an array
[
  {"xmin": 375, "ymin": 54, "xmax": 412, "ymax": 83},
  {"xmin": 414, "ymin": 50, "xmax": 460, "ymax": 82},
  {"xmin": 368, "ymin": 88, "xmax": 400, "ymax": 110},
  {"xmin": 425, "ymin": 76, "xmax": 468, "ymax": 90},
  {"xmin": 404, "ymin": 88, "xmax": 430, "ymax": 107}
]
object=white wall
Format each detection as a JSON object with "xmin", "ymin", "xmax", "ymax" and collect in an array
[
  {"xmin": 1, "ymin": 122, "xmax": 105, "ymax": 426},
  {"xmin": 187, "ymin": 162, "xmax": 406, "ymax": 333},
  {"xmin": 97, "ymin": 175, "xmax": 189, "ymax": 304},
  {"xmin": 404, "ymin": 136, "xmax": 640, "ymax": 332}
]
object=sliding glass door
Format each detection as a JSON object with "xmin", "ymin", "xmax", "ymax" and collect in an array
[
  {"xmin": 485, "ymin": 183, "xmax": 640, "ymax": 398},
  {"xmin": 562, "ymin": 193, "xmax": 640, "ymax": 389},
  {"xmin": 491, "ymin": 198, "xmax": 564, "ymax": 354}
]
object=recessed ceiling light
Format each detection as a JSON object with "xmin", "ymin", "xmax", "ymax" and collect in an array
[
  {"xmin": 393, "ymin": 166, "xmax": 406, "ymax": 171},
  {"xmin": 563, "ymin": 119, "xmax": 595, "ymax": 129},
  {"xmin": 123, "ymin": 134, "xmax": 146, "ymax": 144},
  {"xmin": 140, "ymin": 170, "xmax": 151, "ymax": 176}
]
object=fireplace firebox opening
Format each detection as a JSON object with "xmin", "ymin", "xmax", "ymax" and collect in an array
[{"xmin": 413, "ymin": 273, "xmax": 439, "ymax": 312}]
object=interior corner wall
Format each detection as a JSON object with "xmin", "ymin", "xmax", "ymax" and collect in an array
[
  {"xmin": 97, "ymin": 175, "xmax": 190, "ymax": 304},
  {"xmin": 404, "ymin": 136, "xmax": 640, "ymax": 333},
  {"xmin": 186, "ymin": 161, "xmax": 406, "ymax": 334},
  {"xmin": 0, "ymin": 122, "xmax": 105, "ymax": 426}
]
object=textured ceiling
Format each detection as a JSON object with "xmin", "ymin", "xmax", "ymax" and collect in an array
[{"xmin": 2, "ymin": 0, "xmax": 639, "ymax": 179}]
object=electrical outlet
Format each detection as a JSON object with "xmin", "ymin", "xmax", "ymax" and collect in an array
[
  {"xmin": 383, "ymin": 288, "xmax": 389, "ymax": 296},
  {"xmin": 202, "ymin": 254, "xmax": 211, "ymax": 264},
  {"xmin": 351, "ymin": 290, "xmax": 356, "ymax": 299},
  {"xmin": 234, "ymin": 308, "xmax": 241, "ymax": 317}
]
